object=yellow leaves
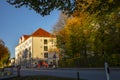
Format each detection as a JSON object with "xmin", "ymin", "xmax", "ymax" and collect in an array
[
  {"xmin": 87, "ymin": 0, "xmax": 96, "ymax": 3},
  {"xmin": 108, "ymin": 0, "xmax": 113, "ymax": 3},
  {"xmin": 0, "ymin": 40, "xmax": 10, "ymax": 67},
  {"xmin": 65, "ymin": 12, "xmax": 92, "ymax": 31},
  {"xmin": 66, "ymin": 17, "xmax": 80, "ymax": 27},
  {"xmin": 116, "ymin": 23, "xmax": 120, "ymax": 28},
  {"xmin": 48, "ymin": 47, "xmax": 59, "ymax": 53}
]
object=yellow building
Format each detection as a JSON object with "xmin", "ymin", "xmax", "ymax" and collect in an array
[{"xmin": 15, "ymin": 28, "xmax": 59, "ymax": 67}]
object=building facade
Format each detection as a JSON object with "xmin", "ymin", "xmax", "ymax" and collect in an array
[{"xmin": 15, "ymin": 28, "xmax": 59, "ymax": 67}]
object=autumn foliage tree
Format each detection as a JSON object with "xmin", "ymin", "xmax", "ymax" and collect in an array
[
  {"xmin": 55, "ymin": 1, "xmax": 120, "ymax": 67},
  {"xmin": 0, "ymin": 39, "xmax": 10, "ymax": 68}
]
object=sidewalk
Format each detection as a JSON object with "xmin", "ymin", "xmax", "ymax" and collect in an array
[
  {"xmin": 21, "ymin": 67, "xmax": 120, "ymax": 71},
  {"xmin": 57, "ymin": 67, "xmax": 120, "ymax": 71}
]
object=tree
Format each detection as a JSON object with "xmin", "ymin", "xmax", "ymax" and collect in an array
[
  {"xmin": 0, "ymin": 39, "xmax": 5, "ymax": 46},
  {"xmin": 0, "ymin": 39, "xmax": 10, "ymax": 68},
  {"xmin": 56, "ymin": 12, "xmax": 94, "ymax": 57},
  {"xmin": 7, "ymin": 0, "xmax": 120, "ymax": 67},
  {"xmin": 73, "ymin": 0, "xmax": 120, "ymax": 57},
  {"xmin": 55, "ymin": 1, "xmax": 120, "ymax": 67},
  {"xmin": 7, "ymin": 0, "xmax": 120, "ymax": 16},
  {"xmin": 7, "ymin": 0, "xmax": 76, "ymax": 16},
  {"xmin": 53, "ymin": 12, "xmax": 68, "ymax": 33}
]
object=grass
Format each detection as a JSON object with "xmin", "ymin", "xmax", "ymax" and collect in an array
[{"xmin": 6, "ymin": 75, "xmax": 83, "ymax": 80}]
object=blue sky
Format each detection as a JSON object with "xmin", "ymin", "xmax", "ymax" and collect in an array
[{"xmin": 0, "ymin": 1, "xmax": 60, "ymax": 58}]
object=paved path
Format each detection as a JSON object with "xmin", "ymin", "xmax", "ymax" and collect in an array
[
  {"xmin": 21, "ymin": 68, "xmax": 120, "ymax": 80},
  {"xmin": 0, "ymin": 68, "xmax": 120, "ymax": 80}
]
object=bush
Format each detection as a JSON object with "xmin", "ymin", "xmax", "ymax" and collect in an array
[
  {"xmin": 66, "ymin": 59, "xmax": 74, "ymax": 67},
  {"xmin": 58, "ymin": 54, "xmax": 120, "ymax": 68}
]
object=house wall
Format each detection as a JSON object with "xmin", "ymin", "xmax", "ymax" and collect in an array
[
  {"xmin": 32, "ymin": 37, "xmax": 44, "ymax": 59},
  {"xmin": 15, "ymin": 37, "xmax": 32, "ymax": 65},
  {"xmin": 15, "ymin": 36, "xmax": 58, "ymax": 67},
  {"xmin": 32, "ymin": 37, "xmax": 58, "ymax": 64}
]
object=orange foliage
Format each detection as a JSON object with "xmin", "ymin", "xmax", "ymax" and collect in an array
[{"xmin": 0, "ymin": 40, "xmax": 10, "ymax": 67}]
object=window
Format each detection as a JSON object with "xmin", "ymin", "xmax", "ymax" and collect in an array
[
  {"xmin": 44, "ymin": 39, "xmax": 47, "ymax": 44},
  {"xmin": 44, "ymin": 53, "xmax": 48, "ymax": 58},
  {"xmin": 44, "ymin": 46, "xmax": 48, "ymax": 51}
]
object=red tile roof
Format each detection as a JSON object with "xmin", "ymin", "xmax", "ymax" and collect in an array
[
  {"xmin": 20, "ymin": 28, "xmax": 55, "ymax": 41},
  {"xmin": 17, "ymin": 28, "xmax": 55, "ymax": 46},
  {"xmin": 23, "ymin": 35, "xmax": 30, "ymax": 40},
  {"xmin": 31, "ymin": 28, "xmax": 53, "ymax": 37}
]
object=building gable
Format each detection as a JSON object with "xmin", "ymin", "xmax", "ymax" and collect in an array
[
  {"xmin": 19, "ymin": 28, "xmax": 55, "ymax": 44},
  {"xmin": 31, "ymin": 28, "xmax": 52, "ymax": 37}
]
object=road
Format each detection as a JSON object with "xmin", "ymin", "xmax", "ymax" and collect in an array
[
  {"xmin": 20, "ymin": 68, "xmax": 120, "ymax": 80},
  {"xmin": 1, "ymin": 68, "xmax": 120, "ymax": 80}
]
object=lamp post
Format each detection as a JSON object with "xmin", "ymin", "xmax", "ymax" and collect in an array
[
  {"xmin": 105, "ymin": 62, "xmax": 110, "ymax": 80},
  {"xmin": 102, "ymin": 31, "xmax": 110, "ymax": 80}
]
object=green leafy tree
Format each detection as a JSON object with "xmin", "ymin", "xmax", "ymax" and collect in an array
[
  {"xmin": 7, "ymin": 0, "xmax": 76, "ymax": 16},
  {"xmin": 93, "ymin": 8, "xmax": 120, "ymax": 54},
  {"xmin": 57, "ymin": 12, "xmax": 94, "ymax": 57},
  {"xmin": 56, "ymin": 1, "xmax": 120, "ymax": 67},
  {"xmin": 7, "ymin": 0, "xmax": 120, "ymax": 16}
]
